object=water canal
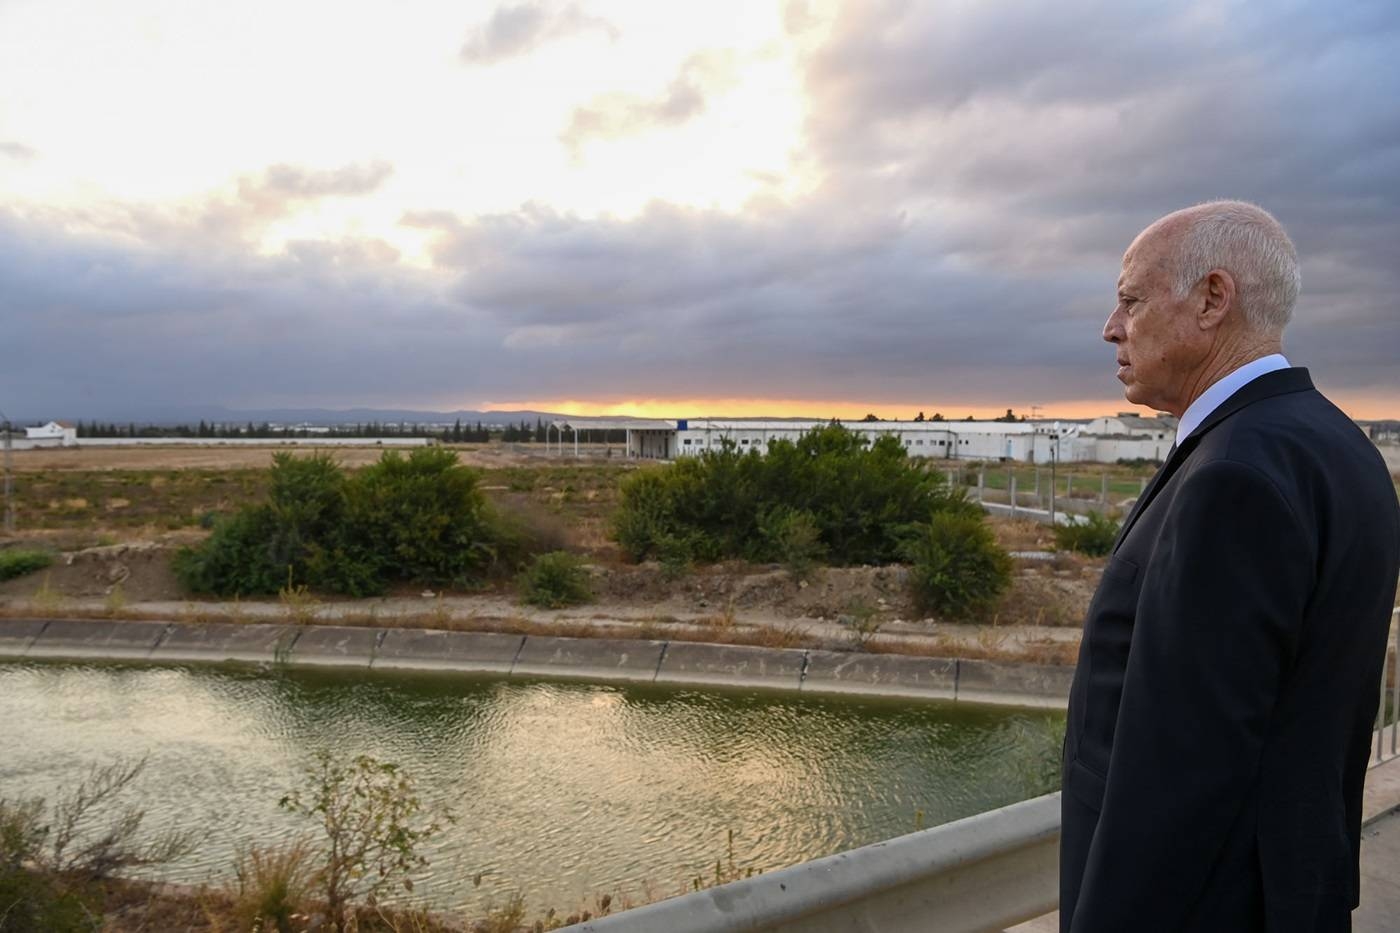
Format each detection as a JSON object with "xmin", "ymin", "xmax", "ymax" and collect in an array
[{"xmin": 0, "ymin": 661, "xmax": 1063, "ymax": 916}]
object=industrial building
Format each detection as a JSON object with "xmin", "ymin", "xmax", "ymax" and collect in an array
[{"xmin": 550, "ymin": 415, "xmax": 1177, "ymax": 464}]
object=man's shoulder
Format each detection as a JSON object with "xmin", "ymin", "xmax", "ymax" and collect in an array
[{"xmin": 1190, "ymin": 386, "xmax": 1388, "ymax": 492}]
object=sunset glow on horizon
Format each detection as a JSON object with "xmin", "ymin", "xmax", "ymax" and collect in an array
[{"xmin": 482, "ymin": 392, "xmax": 1400, "ymax": 423}]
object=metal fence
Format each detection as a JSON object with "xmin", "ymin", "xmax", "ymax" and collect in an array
[{"xmin": 1374, "ymin": 610, "xmax": 1400, "ymax": 766}]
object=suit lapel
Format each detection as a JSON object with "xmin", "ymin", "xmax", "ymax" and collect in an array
[
  {"xmin": 1109, "ymin": 367, "xmax": 1315, "ymax": 553},
  {"xmin": 1112, "ymin": 441, "xmax": 1190, "ymax": 552}
]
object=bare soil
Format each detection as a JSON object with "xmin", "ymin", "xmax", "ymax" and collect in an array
[{"xmin": 7, "ymin": 442, "xmax": 619, "ymax": 473}]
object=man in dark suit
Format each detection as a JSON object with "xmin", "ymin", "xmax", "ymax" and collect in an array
[{"xmin": 1061, "ymin": 201, "xmax": 1400, "ymax": 932}]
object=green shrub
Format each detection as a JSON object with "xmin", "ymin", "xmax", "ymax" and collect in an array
[
  {"xmin": 332, "ymin": 447, "xmax": 499, "ymax": 592},
  {"xmin": 1053, "ymin": 511, "xmax": 1120, "ymax": 556},
  {"xmin": 518, "ymin": 551, "xmax": 593, "ymax": 608},
  {"xmin": 0, "ymin": 548, "xmax": 52, "ymax": 582},
  {"xmin": 612, "ymin": 423, "xmax": 973, "ymax": 567},
  {"xmin": 901, "ymin": 512, "xmax": 1013, "ymax": 620},
  {"xmin": 173, "ymin": 506, "xmax": 285, "ymax": 596},
  {"xmin": 175, "ymin": 448, "xmax": 517, "ymax": 598},
  {"xmin": 759, "ymin": 507, "xmax": 825, "ymax": 580}
]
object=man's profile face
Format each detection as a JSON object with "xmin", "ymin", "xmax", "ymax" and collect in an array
[{"xmin": 1102, "ymin": 228, "xmax": 1203, "ymax": 416}]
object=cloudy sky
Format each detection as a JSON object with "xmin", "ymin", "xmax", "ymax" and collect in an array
[{"xmin": 2, "ymin": 0, "xmax": 1397, "ymax": 421}]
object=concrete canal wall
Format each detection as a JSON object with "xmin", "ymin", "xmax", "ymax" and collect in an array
[{"xmin": 0, "ymin": 618, "xmax": 1072, "ymax": 709}]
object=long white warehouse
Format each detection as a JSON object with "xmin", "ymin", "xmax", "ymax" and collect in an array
[{"xmin": 552, "ymin": 416, "xmax": 1177, "ymax": 464}]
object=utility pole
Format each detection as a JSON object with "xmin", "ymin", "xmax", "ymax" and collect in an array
[{"xmin": 1049, "ymin": 443, "xmax": 1057, "ymax": 527}]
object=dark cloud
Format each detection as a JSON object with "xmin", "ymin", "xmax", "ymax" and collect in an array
[
  {"xmin": 3, "ymin": 1, "xmax": 1398, "ymax": 419},
  {"xmin": 460, "ymin": 2, "xmax": 617, "ymax": 65},
  {"xmin": 560, "ymin": 53, "xmax": 732, "ymax": 156}
]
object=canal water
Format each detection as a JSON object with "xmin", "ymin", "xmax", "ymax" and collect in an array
[{"xmin": 0, "ymin": 661, "xmax": 1063, "ymax": 916}]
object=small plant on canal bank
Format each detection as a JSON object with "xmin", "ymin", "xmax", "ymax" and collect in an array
[
  {"xmin": 1052, "ymin": 510, "xmax": 1120, "ymax": 557},
  {"xmin": 517, "ymin": 551, "xmax": 593, "ymax": 608},
  {"xmin": 279, "ymin": 751, "xmax": 450, "ymax": 933},
  {"xmin": 900, "ymin": 512, "xmax": 1013, "ymax": 621},
  {"xmin": 0, "ymin": 757, "xmax": 196, "ymax": 932}
]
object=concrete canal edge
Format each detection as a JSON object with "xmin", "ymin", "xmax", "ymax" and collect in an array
[{"xmin": 0, "ymin": 618, "xmax": 1072, "ymax": 710}]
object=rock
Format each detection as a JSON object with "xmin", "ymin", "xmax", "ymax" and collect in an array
[
  {"xmin": 421, "ymin": 590, "xmax": 436, "ymax": 598},
  {"xmin": 107, "ymin": 563, "xmax": 130, "ymax": 584}
]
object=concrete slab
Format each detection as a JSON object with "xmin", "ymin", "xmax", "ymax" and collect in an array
[
  {"xmin": 654, "ymin": 642, "xmax": 805, "ymax": 690},
  {"xmin": 25, "ymin": 619, "xmax": 171, "ymax": 660},
  {"xmin": 285, "ymin": 625, "xmax": 380, "ymax": 668},
  {"xmin": 152, "ymin": 622, "xmax": 297, "ymax": 665},
  {"xmin": 0, "ymin": 619, "xmax": 51, "ymax": 658},
  {"xmin": 957, "ymin": 659, "xmax": 1072, "ymax": 709},
  {"xmin": 512, "ymin": 635, "xmax": 665, "ymax": 683},
  {"xmin": 373, "ymin": 629, "xmax": 524, "ymax": 674},
  {"xmin": 801, "ymin": 650, "xmax": 957, "ymax": 700}
]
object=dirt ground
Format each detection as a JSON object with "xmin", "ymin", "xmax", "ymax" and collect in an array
[
  {"xmin": 0, "ymin": 530, "xmax": 1100, "ymax": 642},
  {"xmin": 0, "ymin": 444, "xmax": 1105, "ymax": 660},
  {"xmin": 6, "ymin": 443, "xmax": 623, "ymax": 472}
]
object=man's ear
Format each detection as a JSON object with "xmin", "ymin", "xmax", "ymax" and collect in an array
[{"xmin": 1199, "ymin": 269, "xmax": 1236, "ymax": 330}]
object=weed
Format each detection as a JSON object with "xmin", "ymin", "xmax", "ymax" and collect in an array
[
  {"xmin": 700, "ymin": 600, "xmax": 737, "ymax": 633},
  {"xmin": 232, "ymin": 838, "xmax": 314, "ymax": 933},
  {"xmin": 31, "ymin": 572, "xmax": 66, "ymax": 615},
  {"xmin": 838, "ymin": 599, "xmax": 882, "ymax": 651},
  {"xmin": 279, "ymin": 566, "xmax": 320, "ymax": 625},
  {"xmin": 426, "ymin": 596, "xmax": 452, "ymax": 629},
  {"xmin": 1053, "ymin": 511, "xmax": 1120, "ymax": 557},
  {"xmin": 279, "ymin": 752, "xmax": 450, "ymax": 933},
  {"xmin": 479, "ymin": 892, "xmax": 527, "ymax": 933},
  {"xmin": 103, "ymin": 582, "xmax": 128, "ymax": 618},
  {"xmin": 517, "ymin": 551, "xmax": 592, "ymax": 609}
]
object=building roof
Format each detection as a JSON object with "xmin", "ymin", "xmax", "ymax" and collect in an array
[
  {"xmin": 680, "ymin": 418, "xmax": 1041, "ymax": 434},
  {"xmin": 550, "ymin": 418, "xmax": 676, "ymax": 431}
]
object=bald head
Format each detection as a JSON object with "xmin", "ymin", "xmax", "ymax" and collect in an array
[{"xmin": 1135, "ymin": 200, "xmax": 1300, "ymax": 336}]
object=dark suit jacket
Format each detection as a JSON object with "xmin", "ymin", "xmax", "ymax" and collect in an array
[{"xmin": 1061, "ymin": 368, "xmax": 1400, "ymax": 932}]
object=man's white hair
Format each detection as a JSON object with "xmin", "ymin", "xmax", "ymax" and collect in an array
[{"xmin": 1170, "ymin": 200, "xmax": 1300, "ymax": 334}]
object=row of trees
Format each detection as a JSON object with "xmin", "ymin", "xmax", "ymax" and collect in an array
[
  {"xmin": 71, "ymin": 418, "xmax": 630, "ymax": 444},
  {"xmin": 859, "ymin": 409, "xmax": 1027, "ymax": 423}
]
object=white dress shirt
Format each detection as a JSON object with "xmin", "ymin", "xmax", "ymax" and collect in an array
[{"xmin": 1175, "ymin": 354, "xmax": 1291, "ymax": 446}]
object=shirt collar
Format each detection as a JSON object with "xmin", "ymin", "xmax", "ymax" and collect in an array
[{"xmin": 1175, "ymin": 354, "xmax": 1291, "ymax": 445}]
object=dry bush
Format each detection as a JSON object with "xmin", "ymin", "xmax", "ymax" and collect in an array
[
  {"xmin": 231, "ymin": 838, "xmax": 315, "ymax": 933},
  {"xmin": 988, "ymin": 518, "xmax": 1055, "ymax": 552}
]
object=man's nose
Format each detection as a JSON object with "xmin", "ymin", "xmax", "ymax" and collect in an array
[{"xmin": 1103, "ymin": 308, "xmax": 1125, "ymax": 344}]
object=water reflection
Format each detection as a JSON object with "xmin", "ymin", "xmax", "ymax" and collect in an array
[{"xmin": 0, "ymin": 661, "xmax": 1062, "ymax": 915}]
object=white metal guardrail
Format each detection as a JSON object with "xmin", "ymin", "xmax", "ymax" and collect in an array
[
  {"xmin": 571, "ymin": 793, "xmax": 1060, "ymax": 933},
  {"xmin": 1375, "ymin": 610, "xmax": 1400, "ymax": 766}
]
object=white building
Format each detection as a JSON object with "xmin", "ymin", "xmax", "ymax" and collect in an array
[
  {"xmin": 1084, "ymin": 412, "xmax": 1177, "ymax": 440},
  {"xmin": 549, "ymin": 417, "xmax": 1087, "ymax": 463},
  {"xmin": 24, "ymin": 421, "xmax": 78, "ymax": 447},
  {"xmin": 673, "ymin": 419, "xmax": 1082, "ymax": 462},
  {"xmin": 1079, "ymin": 412, "xmax": 1177, "ymax": 462}
]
